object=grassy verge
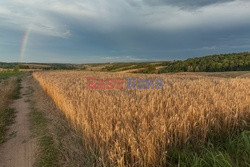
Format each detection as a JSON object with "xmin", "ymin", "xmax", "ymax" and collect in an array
[
  {"xmin": 167, "ymin": 130, "xmax": 250, "ymax": 167},
  {"xmin": 0, "ymin": 71, "xmax": 24, "ymax": 80},
  {"xmin": 28, "ymin": 77, "xmax": 90, "ymax": 166},
  {"xmin": 29, "ymin": 106, "xmax": 58, "ymax": 167},
  {"xmin": 0, "ymin": 77, "xmax": 22, "ymax": 144},
  {"xmin": 12, "ymin": 78, "xmax": 22, "ymax": 99},
  {"xmin": 0, "ymin": 108, "xmax": 16, "ymax": 144}
]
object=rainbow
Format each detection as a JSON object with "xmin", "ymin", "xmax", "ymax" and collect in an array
[{"xmin": 20, "ymin": 27, "xmax": 31, "ymax": 62}]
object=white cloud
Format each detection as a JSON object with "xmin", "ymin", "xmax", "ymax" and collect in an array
[
  {"xmin": 0, "ymin": 0, "xmax": 71, "ymax": 37},
  {"xmin": 140, "ymin": 0, "xmax": 250, "ymax": 30}
]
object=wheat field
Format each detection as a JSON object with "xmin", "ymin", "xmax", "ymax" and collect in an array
[{"xmin": 33, "ymin": 71, "xmax": 250, "ymax": 166}]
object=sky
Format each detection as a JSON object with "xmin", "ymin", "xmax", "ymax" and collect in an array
[{"xmin": 0, "ymin": 0, "xmax": 250, "ymax": 63}]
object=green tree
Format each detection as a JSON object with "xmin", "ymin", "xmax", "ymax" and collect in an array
[{"xmin": 13, "ymin": 66, "xmax": 20, "ymax": 72}]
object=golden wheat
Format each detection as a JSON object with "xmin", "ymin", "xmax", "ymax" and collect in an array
[{"xmin": 33, "ymin": 71, "xmax": 250, "ymax": 166}]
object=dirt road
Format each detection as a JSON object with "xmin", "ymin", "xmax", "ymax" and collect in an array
[{"xmin": 0, "ymin": 77, "xmax": 37, "ymax": 167}]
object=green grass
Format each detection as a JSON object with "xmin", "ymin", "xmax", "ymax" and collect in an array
[
  {"xmin": 0, "ymin": 108, "xmax": 16, "ymax": 144},
  {"xmin": 167, "ymin": 131, "xmax": 250, "ymax": 167},
  {"xmin": 29, "ymin": 105, "xmax": 58, "ymax": 167},
  {"xmin": 0, "ymin": 77, "xmax": 22, "ymax": 144},
  {"xmin": 11, "ymin": 78, "xmax": 22, "ymax": 99},
  {"xmin": 101, "ymin": 62, "xmax": 161, "ymax": 72},
  {"xmin": 0, "ymin": 71, "xmax": 24, "ymax": 81},
  {"xmin": 134, "ymin": 65, "xmax": 157, "ymax": 74}
]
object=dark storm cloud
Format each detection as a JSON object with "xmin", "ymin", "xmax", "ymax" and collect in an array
[
  {"xmin": 1, "ymin": 0, "xmax": 250, "ymax": 63},
  {"xmin": 141, "ymin": 0, "xmax": 235, "ymax": 8}
]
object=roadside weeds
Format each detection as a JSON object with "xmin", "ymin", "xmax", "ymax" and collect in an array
[
  {"xmin": 27, "ymin": 76, "xmax": 91, "ymax": 166},
  {"xmin": 28, "ymin": 104, "xmax": 58, "ymax": 167},
  {"xmin": 0, "ymin": 77, "xmax": 22, "ymax": 144}
]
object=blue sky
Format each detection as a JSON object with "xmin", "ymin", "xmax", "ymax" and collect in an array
[{"xmin": 0, "ymin": 0, "xmax": 250, "ymax": 63}]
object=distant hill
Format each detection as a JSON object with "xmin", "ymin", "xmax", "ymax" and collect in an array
[
  {"xmin": 1, "ymin": 52, "xmax": 250, "ymax": 73},
  {"xmin": 0, "ymin": 62, "xmax": 79, "ymax": 70},
  {"xmin": 159, "ymin": 52, "xmax": 250, "ymax": 73},
  {"xmin": 0, "ymin": 62, "xmax": 18, "ymax": 69},
  {"xmin": 100, "ymin": 52, "xmax": 250, "ymax": 74}
]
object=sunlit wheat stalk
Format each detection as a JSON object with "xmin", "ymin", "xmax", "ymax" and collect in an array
[{"xmin": 33, "ymin": 71, "xmax": 250, "ymax": 166}]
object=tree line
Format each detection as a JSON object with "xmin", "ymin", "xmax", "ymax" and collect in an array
[{"xmin": 159, "ymin": 52, "xmax": 250, "ymax": 73}]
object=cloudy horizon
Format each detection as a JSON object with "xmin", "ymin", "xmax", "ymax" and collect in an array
[{"xmin": 1, "ymin": 0, "xmax": 250, "ymax": 63}]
